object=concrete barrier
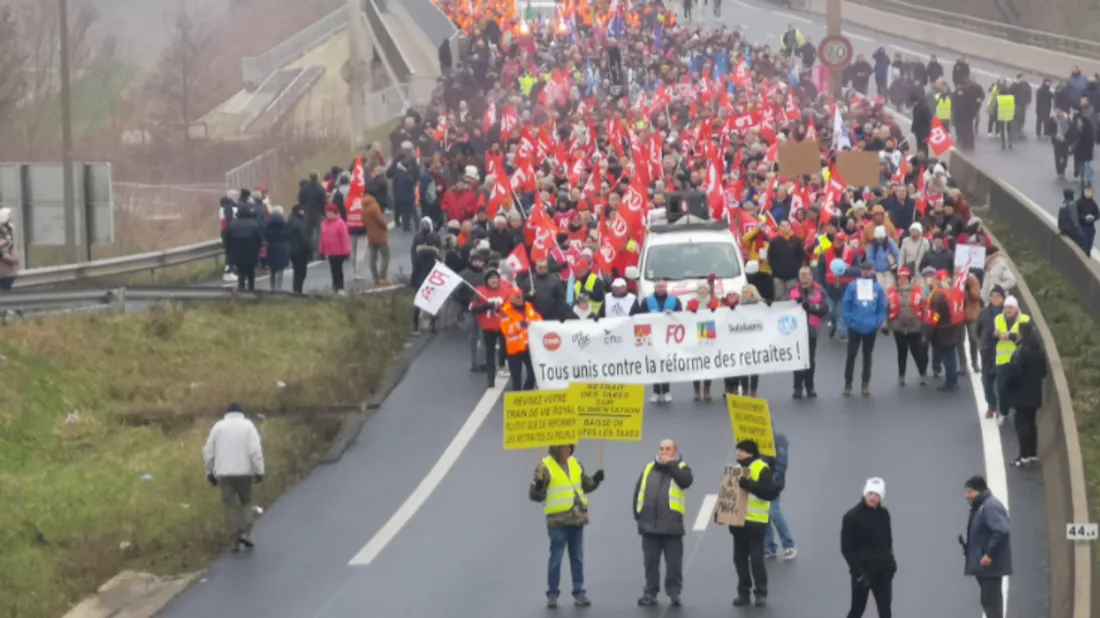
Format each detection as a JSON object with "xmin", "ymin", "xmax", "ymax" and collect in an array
[
  {"xmin": 948, "ymin": 153, "xmax": 1094, "ymax": 618},
  {"xmin": 802, "ymin": 0, "xmax": 1100, "ymax": 79}
]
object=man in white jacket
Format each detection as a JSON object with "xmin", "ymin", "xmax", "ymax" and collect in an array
[{"xmin": 203, "ymin": 403, "xmax": 265, "ymax": 552}]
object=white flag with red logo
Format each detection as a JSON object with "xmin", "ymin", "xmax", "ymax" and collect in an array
[{"xmin": 414, "ymin": 262, "xmax": 464, "ymax": 315}]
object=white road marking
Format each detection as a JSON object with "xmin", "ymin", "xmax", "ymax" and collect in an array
[
  {"xmin": 694, "ymin": 494, "xmax": 718, "ymax": 531},
  {"xmin": 963, "ymin": 335, "xmax": 1010, "ymax": 617},
  {"xmin": 347, "ymin": 383, "xmax": 505, "ymax": 566},
  {"xmin": 846, "ymin": 32, "xmax": 874, "ymax": 43},
  {"xmin": 776, "ymin": 11, "xmax": 813, "ymax": 24},
  {"xmin": 731, "ymin": 0, "xmax": 760, "ymax": 10}
]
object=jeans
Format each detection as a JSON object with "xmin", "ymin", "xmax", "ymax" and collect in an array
[
  {"xmin": 1054, "ymin": 141, "xmax": 1070, "ymax": 176},
  {"xmin": 547, "ymin": 525, "xmax": 585, "ymax": 598},
  {"xmin": 1015, "ymin": 406, "xmax": 1038, "ymax": 459},
  {"xmin": 828, "ymin": 285, "xmax": 848, "ymax": 337},
  {"xmin": 269, "ymin": 269, "xmax": 284, "ymax": 291},
  {"xmin": 1082, "ymin": 226, "xmax": 1097, "ymax": 254},
  {"xmin": 939, "ymin": 343, "xmax": 959, "ymax": 389},
  {"xmin": 396, "ymin": 199, "xmax": 416, "ymax": 231},
  {"xmin": 978, "ymin": 576, "xmax": 1004, "ymax": 618},
  {"xmin": 982, "ymin": 370, "xmax": 999, "ymax": 411},
  {"xmin": 1078, "ymin": 160, "xmax": 1095, "ymax": 186},
  {"xmin": 847, "ymin": 574, "xmax": 892, "ymax": 618},
  {"xmin": 764, "ymin": 496, "xmax": 795, "ymax": 553},
  {"xmin": 508, "ymin": 351, "xmax": 536, "ymax": 390},
  {"xmin": 370, "ymin": 242, "xmax": 390, "ymax": 280},
  {"xmin": 844, "ymin": 330, "xmax": 877, "ymax": 386},
  {"xmin": 732, "ymin": 524, "xmax": 767, "ymax": 597}
]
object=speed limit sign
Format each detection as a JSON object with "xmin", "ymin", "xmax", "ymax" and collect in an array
[{"xmin": 818, "ymin": 35, "xmax": 854, "ymax": 70}]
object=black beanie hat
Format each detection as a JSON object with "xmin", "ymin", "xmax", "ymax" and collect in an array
[
  {"xmin": 736, "ymin": 440, "xmax": 759, "ymax": 457},
  {"xmin": 964, "ymin": 475, "xmax": 988, "ymax": 492}
]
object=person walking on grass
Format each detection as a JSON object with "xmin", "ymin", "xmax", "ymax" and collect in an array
[
  {"xmin": 203, "ymin": 403, "xmax": 265, "ymax": 553},
  {"xmin": 318, "ymin": 203, "xmax": 351, "ymax": 296}
]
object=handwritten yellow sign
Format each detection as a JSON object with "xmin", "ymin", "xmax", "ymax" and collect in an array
[
  {"xmin": 568, "ymin": 383, "xmax": 645, "ymax": 441},
  {"xmin": 726, "ymin": 395, "xmax": 776, "ymax": 457},
  {"xmin": 503, "ymin": 390, "xmax": 579, "ymax": 450}
]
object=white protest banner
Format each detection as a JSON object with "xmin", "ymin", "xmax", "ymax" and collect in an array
[
  {"xmin": 413, "ymin": 262, "xmax": 464, "ymax": 315},
  {"xmin": 528, "ymin": 301, "xmax": 810, "ymax": 389}
]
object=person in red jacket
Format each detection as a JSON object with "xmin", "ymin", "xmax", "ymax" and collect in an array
[
  {"xmin": 442, "ymin": 168, "xmax": 480, "ymax": 222},
  {"xmin": 468, "ymin": 269, "xmax": 512, "ymax": 388},
  {"xmin": 686, "ymin": 282, "xmax": 721, "ymax": 401}
]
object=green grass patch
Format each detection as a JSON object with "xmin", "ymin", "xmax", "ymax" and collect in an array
[
  {"xmin": 977, "ymin": 205, "xmax": 1100, "ymax": 529},
  {"xmin": 0, "ymin": 292, "xmax": 413, "ymax": 618}
]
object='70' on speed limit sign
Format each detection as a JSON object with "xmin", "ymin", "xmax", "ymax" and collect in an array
[{"xmin": 818, "ymin": 35, "xmax": 854, "ymax": 71}]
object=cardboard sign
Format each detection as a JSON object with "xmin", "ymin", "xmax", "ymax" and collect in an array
[
  {"xmin": 568, "ymin": 382, "xmax": 645, "ymax": 441},
  {"xmin": 727, "ymin": 395, "xmax": 776, "ymax": 457},
  {"xmin": 502, "ymin": 390, "xmax": 579, "ymax": 450},
  {"xmin": 777, "ymin": 140, "xmax": 821, "ymax": 178},
  {"xmin": 714, "ymin": 464, "xmax": 749, "ymax": 527},
  {"xmin": 835, "ymin": 150, "xmax": 882, "ymax": 188}
]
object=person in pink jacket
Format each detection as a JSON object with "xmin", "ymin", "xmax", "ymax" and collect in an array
[
  {"xmin": 788, "ymin": 266, "xmax": 829, "ymax": 399},
  {"xmin": 318, "ymin": 203, "xmax": 351, "ymax": 294}
]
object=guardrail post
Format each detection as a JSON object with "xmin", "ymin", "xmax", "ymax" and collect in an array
[{"xmin": 110, "ymin": 287, "xmax": 127, "ymax": 315}]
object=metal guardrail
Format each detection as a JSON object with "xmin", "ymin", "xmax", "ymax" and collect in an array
[
  {"xmin": 851, "ymin": 0, "xmax": 1100, "ymax": 61},
  {"xmin": 241, "ymin": 9, "xmax": 347, "ymax": 88},
  {"xmin": 402, "ymin": 0, "xmax": 459, "ymax": 52},
  {"xmin": 14, "ymin": 240, "xmax": 223, "ymax": 289},
  {"xmin": 241, "ymin": 66, "xmax": 327, "ymax": 134},
  {"xmin": 366, "ymin": 0, "xmax": 414, "ymax": 83}
]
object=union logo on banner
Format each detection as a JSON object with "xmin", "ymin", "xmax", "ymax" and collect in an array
[
  {"xmin": 634, "ymin": 324, "xmax": 653, "ymax": 347},
  {"xmin": 697, "ymin": 320, "xmax": 717, "ymax": 341}
]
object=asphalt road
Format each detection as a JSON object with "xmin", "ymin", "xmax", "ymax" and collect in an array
[
  {"xmin": 709, "ymin": 0, "xmax": 1086, "ymax": 244},
  {"xmin": 156, "ymin": 10, "xmax": 1050, "ymax": 618}
]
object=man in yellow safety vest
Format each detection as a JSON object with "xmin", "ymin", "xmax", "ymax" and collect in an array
[
  {"xmin": 726, "ymin": 439, "xmax": 780, "ymax": 607},
  {"xmin": 633, "ymin": 439, "xmax": 694, "ymax": 607},
  {"xmin": 993, "ymin": 295, "xmax": 1030, "ymax": 427},
  {"xmin": 529, "ymin": 444, "xmax": 605, "ymax": 608}
]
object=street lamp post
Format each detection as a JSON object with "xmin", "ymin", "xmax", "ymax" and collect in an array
[{"xmin": 58, "ymin": 0, "xmax": 82, "ymax": 262}]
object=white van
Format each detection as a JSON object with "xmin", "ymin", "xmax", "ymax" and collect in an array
[{"xmin": 637, "ymin": 210, "xmax": 748, "ymax": 305}]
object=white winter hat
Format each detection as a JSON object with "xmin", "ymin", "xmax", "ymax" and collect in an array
[
  {"xmin": 1004, "ymin": 296, "xmax": 1019, "ymax": 309},
  {"xmin": 464, "ymin": 165, "xmax": 479, "ymax": 181},
  {"xmin": 611, "ymin": 277, "xmax": 627, "ymax": 288},
  {"xmin": 873, "ymin": 225, "xmax": 887, "ymax": 240},
  {"xmin": 863, "ymin": 477, "xmax": 886, "ymax": 500},
  {"xmin": 909, "ymin": 221, "xmax": 923, "ymax": 233}
]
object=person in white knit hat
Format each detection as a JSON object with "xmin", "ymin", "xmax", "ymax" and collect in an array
[{"xmin": 840, "ymin": 477, "xmax": 896, "ymax": 618}]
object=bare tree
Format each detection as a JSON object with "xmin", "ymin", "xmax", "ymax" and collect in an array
[
  {"xmin": 148, "ymin": 12, "xmax": 215, "ymax": 180},
  {"xmin": 0, "ymin": 6, "xmax": 25, "ymax": 125},
  {"xmin": 5, "ymin": 0, "xmax": 116, "ymax": 159}
]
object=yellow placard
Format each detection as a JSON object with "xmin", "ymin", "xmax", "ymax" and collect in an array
[
  {"xmin": 727, "ymin": 395, "xmax": 776, "ymax": 457},
  {"xmin": 567, "ymin": 383, "xmax": 646, "ymax": 441},
  {"xmin": 503, "ymin": 390, "xmax": 579, "ymax": 450}
]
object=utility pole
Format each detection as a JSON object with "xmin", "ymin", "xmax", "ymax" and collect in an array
[
  {"xmin": 826, "ymin": 0, "xmax": 843, "ymax": 99},
  {"xmin": 345, "ymin": 0, "xmax": 368, "ymax": 149},
  {"xmin": 58, "ymin": 0, "xmax": 82, "ymax": 262}
]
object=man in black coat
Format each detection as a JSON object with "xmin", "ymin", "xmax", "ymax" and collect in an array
[
  {"xmin": 1035, "ymin": 79, "xmax": 1054, "ymax": 137},
  {"xmin": 225, "ymin": 204, "xmax": 264, "ymax": 291},
  {"xmin": 841, "ymin": 477, "xmax": 896, "ymax": 618},
  {"xmin": 909, "ymin": 94, "xmax": 932, "ymax": 154},
  {"xmin": 1002, "ymin": 321, "xmax": 1047, "ymax": 466},
  {"xmin": 725, "ymin": 440, "xmax": 780, "ymax": 608},
  {"xmin": 633, "ymin": 439, "xmax": 694, "ymax": 607},
  {"xmin": 952, "ymin": 57, "xmax": 971, "ymax": 86}
]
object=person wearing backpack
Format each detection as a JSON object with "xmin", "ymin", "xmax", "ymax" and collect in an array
[
  {"xmin": 763, "ymin": 432, "xmax": 797, "ymax": 560},
  {"xmin": 925, "ymin": 272, "xmax": 965, "ymax": 392}
]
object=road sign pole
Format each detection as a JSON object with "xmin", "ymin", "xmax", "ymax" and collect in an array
[{"xmin": 826, "ymin": 0, "xmax": 842, "ymax": 99}]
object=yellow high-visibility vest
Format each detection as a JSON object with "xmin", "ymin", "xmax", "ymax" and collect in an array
[
  {"xmin": 994, "ymin": 313, "xmax": 1030, "ymax": 365},
  {"xmin": 996, "ymin": 95, "xmax": 1015, "ymax": 122},
  {"xmin": 635, "ymin": 461, "xmax": 687, "ymax": 515},
  {"xmin": 936, "ymin": 95, "xmax": 952, "ymax": 120},
  {"xmin": 573, "ymin": 273, "xmax": 603, "ymax": 313},
  {"xmin": 745, "ymin": 459, "xmax": 771, "ymax": 524},
  {"xmin": 519, "ymin": 74, "xmax": 536, "ymax": 96},
  {"xmin": 542, "ymin": 456, "xmax": 588, "ymax": 515}
]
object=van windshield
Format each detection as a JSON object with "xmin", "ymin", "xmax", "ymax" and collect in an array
[{"xmin": 642, "ymin": 241, "xmax": 743, "ymax": 280}]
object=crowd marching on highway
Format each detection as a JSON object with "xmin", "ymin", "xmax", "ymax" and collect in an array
[{"xmin": 202, "ymin": 0, "xmax": 1063, "ymax": 616}]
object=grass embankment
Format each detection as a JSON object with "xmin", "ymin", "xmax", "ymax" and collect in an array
[
  {"xmin": 977, "ymin": 207, "xmax": 1100, "ymax": 523},
  {"xmin": 0, "ymin": 292, "xmax": 413, "ymax": 618}
]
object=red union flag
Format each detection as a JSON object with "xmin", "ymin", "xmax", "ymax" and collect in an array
[
  {"xmin": 414, "ymin": 262, "xmax": 464, "ymax": 315},
  {"xmin": 927, "ymin": 117, "xmax": 955, "ymax": 156}
]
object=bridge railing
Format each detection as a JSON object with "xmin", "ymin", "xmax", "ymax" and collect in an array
[{"xmin": 241, "ymin": 9, "xmax": 347, "ymax": 89}]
